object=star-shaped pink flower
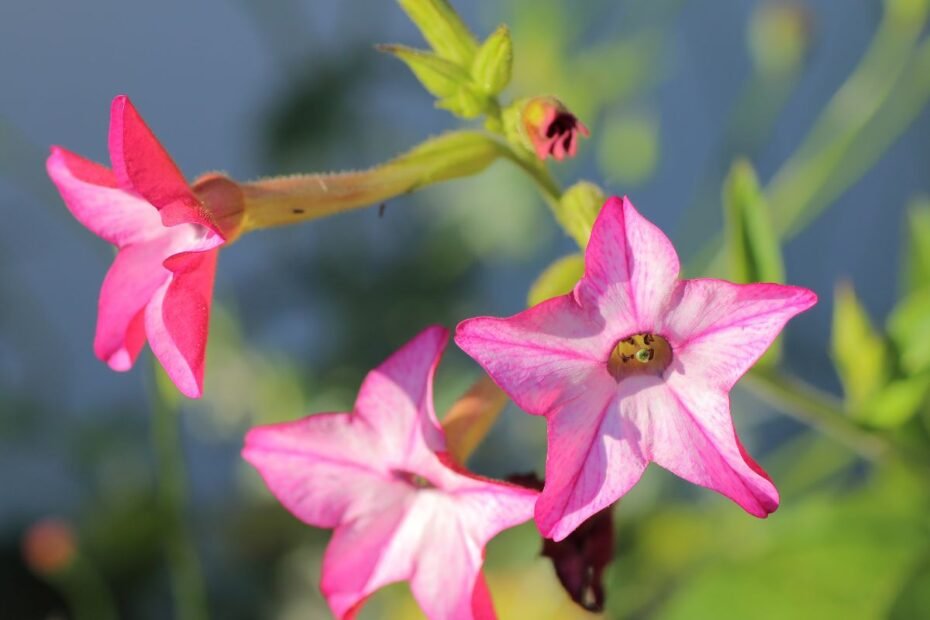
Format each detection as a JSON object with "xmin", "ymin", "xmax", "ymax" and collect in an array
[
  {"xmin": 242, "ymin": 326, "xmax": 538, "ymax": 620},
  {"xmin": 47, "ymin": 95, "xmax": 225, "ymax": 398},
  {"xmin": 456, "ymin": 197, "xmax": 817, "ymax": 541}
]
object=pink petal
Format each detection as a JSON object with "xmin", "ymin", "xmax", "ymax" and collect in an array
[
  {"xmin": 470, "ymin": 574, "xmax": 497, "ymax": 620},
  {"xmin": 46, "ymin": 146, "xmax": 164, "ymax": 247},
  {"xmin": 536, "ymin": 378, "xmax": 647, "ymax": 541},
  {"xmin": 353, "ymin": 325, "xmax": 449, "ymax": 462},
  {"xmin": 455, "ymin": 295, "xmax": 613, "ymax": 415},
  {"xmin": 144, "ymin": 248, "xmax": 218, "ymax": 398},
  {"xmin": 94, "ymin": 236, "xmax": 178, "ymax": 370},
  {"xmin": 645, "ymin": 374, "xmax": 779, "ymax": 517},
  {"xmin": 108, "ymin": 95, "xmax": 220, "ymax": 234},
  {"xmin": 581, "ymin": 196, "xmax": 680, "ymax": 329},
  {"xmin": 322, "ymin": 491, "xmax": 416, "ymax": 619},
  {"xmin": 242, "ymin": 413, "xmax": 394, "ymax": 529},
  {"xmin": 660, "ymin": 279, "xmax": 818, "ymax": 390}
]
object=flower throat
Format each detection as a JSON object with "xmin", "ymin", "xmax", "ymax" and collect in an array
[{"xmin": 608, "ymin": 333, "xmax": 672, "ymax": 379}]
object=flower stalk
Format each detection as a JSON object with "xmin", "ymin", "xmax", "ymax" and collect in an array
[{"xmin": 234, "ymin": 130, "xmax": 508, "ymax": 234}]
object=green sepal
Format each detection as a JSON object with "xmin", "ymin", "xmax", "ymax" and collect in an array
[
  {"xmin": 555, "ymin": 181, "xmax": 605, "ymax": 249},
  {"xmin": 527, "ymin": 254, "xmax": 585, "ymax": 307},
  {"xmin": 471, "ymin": 24, "xmax": 513, "ymax": 96},
  {"xmin": 830, "ymin": 281, "xmax": 890, "ymax": 411},
  {"xmin": 396, "ymin": 0, "xmax": 478, "ymax": 66},
  {"xmin": 378, "ymin": 44, "xmax": 470, "ymax": 99}
]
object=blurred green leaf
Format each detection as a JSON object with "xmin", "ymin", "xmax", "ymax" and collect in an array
[
  {"xmin": 724, "ymin": 159, "xmax": 785, "ymax": 364},
  {"xmin": 859, "ymin": 374, "xmax": 930, "ymax": 428},
  {"xmin": 903, "ymin": 197, "xmax": 930, "ymax": 294},
  {"xmin": 471, "ymin": 25, "xmax": 513, "ymax": 96},
  {"xmin": 831, "ymin": 282, "xmax": 889, "ymax": 411},
  {"xmin": 723, "ymin": 159, "xmax": 785, "ymax": 285},
  {"xmin": 528, "ymin": 254, "xmax": 584, "ymax": 306},
  {"xmin": 888, "ymin": 288, "xmax": 930, "ymax": 375},
  {"xmin": 653, "ymin": 466, "xmax": 929, "ymax": 620},
  {"xmin": 596, "ymin": 112, "xmax": 660, "ymax": 187},
  {"xmin": 890, "ymin": 555, "xmax": 930, "ymax": 619}
]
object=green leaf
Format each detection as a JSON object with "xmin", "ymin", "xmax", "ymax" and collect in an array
[
  {"xmin": 858, "ymin": 373, "xmax": 930, "ymax": 428},
  {"xmin": 527, "ymin": 254, "xmax": 584, "ymax": 307},
  {"xmin": 724, "ymin": 159, "xmax": 785, "ymax": 364},
  {"xmin": 554, "ymin": 181, "xmax": 605, "ymax": 249},
  {"xmin": 887, "ymin": 288, "xmax": 930, "ymax": 375},
  {"xmin": 723, "ymin": 159, "xmax": 786, "ymax": 285},
  {"xmin": 830, "ymin": 281, "xmax": 889, "ymax": 410},
  {"xmin": 396, "ymin": 0, "xmax": 478, "ymax": 66},
  {"xmin": 902, "ymin": 196, "xmax": 930, "ymax": 294},
  {"xmin": 471, "ymin": 25, "xmax": 512, "ymax": 96},
  {"xmin": 378, "ymin": 44, "xmax": 470, "ymax": 99}
]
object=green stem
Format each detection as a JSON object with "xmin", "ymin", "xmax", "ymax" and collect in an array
[
  {"xmin": 149, "ymin": 368, "xmax": 210, "ymax": 620},
  {"xmin": 741, "ymin": 368, "xmax": 890, "ymax": 461}
]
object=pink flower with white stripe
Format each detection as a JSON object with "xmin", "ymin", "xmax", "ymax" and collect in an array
[
  {"xmin": 456, "ymin": 196, "xmax": 817, "ymax": 541},
  {"xmin": 243, "ymin": 326, "xmax": 537, "ymax": 620},
  {"xmin": 46, "ymin": 95, "xmax": 225, "ymax": 398}
]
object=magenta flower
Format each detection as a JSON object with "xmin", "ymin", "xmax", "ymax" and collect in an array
[
  {"xmin": 456, "ymin": 197, "xmax": 817, "ymax": 541},
  {"xmin": 242, "ymin": 326, "xmax": 538, "ymax": 620},
  {"xmin": 46, "ymin": 95, "xmax": 225, "ymax": 398}
]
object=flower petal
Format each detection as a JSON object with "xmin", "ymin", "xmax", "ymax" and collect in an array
[
  {"xmin": 108, "ymin": 95, "xmax": 220, "ymax": 235},
  {"xmin": 408, "ymin": 495, "xmax": 488, "ymax": 620},
  {"xmin": 46, "ymin": 146, "xmax": 163, "ymax": 247},
  {"xmin": 455, "ymin": 295, "xmax": 611, "ymax": 415},
  {"xmin": 536, "ymin": 378, "xmax": 646, "ymax": 541},
  {"xmin": 242, "ymin": 413, "xmax": 393, "ymax": 529},
  {"xmin": 646, "ymin": 374, "xmax": 779, "ymax": 517},
  {"xmin": 93, "ymin": 237, "xmax": 177, "ymax": 370},
  {"xmin": 321, "ymin": 488, "xmax": 417, "ymax": 619},
  {"xmin": 581, "ymin": 196, "xmax": 680, "ymax": 329},
  {"xmin": 353, "ymin": 325, "xmax": 449, "ymax": 462},
  {"xmin": 144, "ymin": 248, "xmax": 218, "ymax": 398},
  {"xmin": 660, "ymin": 279, "xmax": 818, "ymax": 390}
]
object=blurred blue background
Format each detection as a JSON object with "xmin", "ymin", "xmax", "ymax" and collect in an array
[{"xmin": 2, "ymin": 0, "xmax": 929, "ymax": 618}]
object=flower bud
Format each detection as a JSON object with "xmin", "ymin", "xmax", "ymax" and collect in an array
[
  {"xmin": 506, "ymin": 97, "xmax": 589, "ymax": 161},
  {"xmin": 22, "ymin": 518, "xmax": 77, "ymax": 575},
  {"xmin": 554, "ymin": 181, "xmax": 605, "ymax": 248},
  {"xmin": 507, "ymin": 473, "xmax": 614, "ymax": 612},
  {"xmin": 748, "ymin": 2, "xmax": 812, "ymax": 77},
  {"xmin": 471, "ymin": 25, "xmax": 513, "ymax": 96}
]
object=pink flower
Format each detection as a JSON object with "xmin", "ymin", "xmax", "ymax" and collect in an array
[
  {"xmin": 521, "ymin": 97, "xmax": 589, "ymax": 161},
  {"xmin": 242, "ymin": 326, "xmax": 538, "ymax": 620},
  {"xmin": 47, "ymin": 95, "xmax": 225, "ymax": 398},
  {"xmin": 456, "ymin": 197, "xmax": 817, "ymax": 541}
]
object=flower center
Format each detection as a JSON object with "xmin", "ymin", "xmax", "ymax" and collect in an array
[
  {"xmin": 607, "ymin": 333, "xmax": 672, "ymax": 379},
  {"xmin": 394, "ymin": 470, "xmax": 434, "ymax": 489}
]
